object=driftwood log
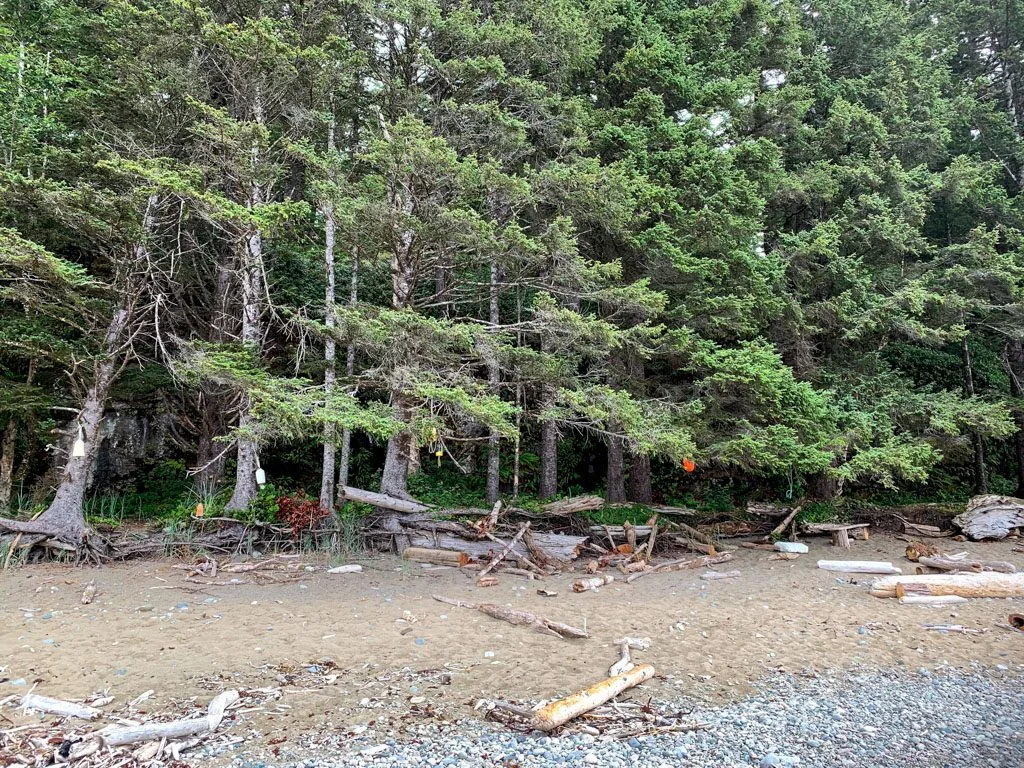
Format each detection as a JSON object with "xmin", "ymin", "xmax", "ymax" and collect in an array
[
  {"xmin": 762, "ymin": 505, "xmax": 803, "ymax": 543},
  {"xmin": 953, "ymin": 495, "xmax": 1024, "ymax": 540},
  {"xmin": 817, "ymin": 560, "xmax": 902, "ymax": 574},
  {"xmin": 543, "ymin": 495, "xmax": 605, "ymax": 515},
  {"xmin": 626, "ymin": 552, "xmax": 734, "ymax": 583},
  {"xmin": 916, "ymin": 555, "xmax": 1016, "ymax": 574},
  {"xmin": 338, "ymin": 486, "xmax": 431, "ymax": 514},
  {"xmin": 402, "ymin": 547, "xmax": 469, "ymax": 567},
  {"xmin": 898, "ymin": 595, "xmax": 969, "ymax": 605},
  {"xmin": 432, "ymin": 594, "xmax": 588, "ymax": 639},
  {"xmin": 572, "ymin": 574, "xmax": 614, "ymax": 592},
  {"xmin": 406, "ymin": 530, "xmax": 585, "ymax": 562},
  {"xmin": 99, "ymin": 690, "xmax": 238, "ymax": 746},
  {"xmin": 479, "ymin": 524, "xmax": 530, "ymax": 577},
  {"xmin": 870, "ymin": 572, "xmax": 1024, "ymax": 599},
  {"xmin": 531, "ymin": 664, "xmax": 655, "ymax": 731}
]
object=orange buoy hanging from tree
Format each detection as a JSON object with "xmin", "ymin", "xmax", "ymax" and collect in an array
[{"xmin": 682, "ymin": 457, "xmax": 696, "ymax": 473}]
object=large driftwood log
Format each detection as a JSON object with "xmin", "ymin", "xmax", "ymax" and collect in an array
[
  {"xmin": 531, "ymin": 664, "xmax": 655, "ymax": 731},
  {"xmin": 817, "ymin": 560, "xmax": 903, "ymax": 574},
  {"xmin": 762, "ymin": 505, "xmax": 803, "ymax": 542},
  {"xmin": 432, "ymin": 594, "xmax": 588, "ymax": 639},
  {"xmin": 20, "ymin": 693, "xmax": 102, "ymax": 720},
  {"xmin": 406, "ymin": 531, "xmax": 585, "ymax": 561},
  {"xmin": 870, "ymin": 572, "xmax": 1024, "ymax": 599},
  {"xmin": 99, "ymin": 690, "xmax": 238, "ymax": 746},
  {"xmin": 543, "ymin": 495, "xmax": 605, "ymax": 515},
  {"xmin": 338, "ymin": 486, "xmax": 431, "ymax": 514},
  {"xmin": 402, "ymin": 547, "xmax": 469, "ymax": 567},
  {"xmin": 953, "ymin": 495, "xmax": 1024, "ymax": 540},
  {"xmin": 916, "ymin": 555, "xmax": 1016, "ymax": 574}
]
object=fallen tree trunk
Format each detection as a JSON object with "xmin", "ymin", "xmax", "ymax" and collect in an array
[
  {"xmin": 762, "ymin": 505, "xmax": 803, "ymax": 543},
  {"xmin": 953, "ymin": 495, "xmax": 1024, "ymax": 540},
  {"xmin": 916, "ymin": 555, "xmax": 1016, "ymax": 574},
  {"xmin": 817, "ymin": 560, "xmax": 902, "ymax": 574},
  {"xmin": 406, "ymin": 531, "xmax": 585, "ymax": 562},
  {"xmin": 531, "ymin": 664, "xmax": 655, "ymax": 732},
  {"xmin": 432, "ymin": 594, "xmax": 588, "ymax": 639},
  {"xmin": 402, "ymin": 547, "xmax": 469, "ymax": 567},
  {"xmin": 338, "ymin": 486, "xmax": 431, "ymax": 514},
  {"xmin": 543, "ymin": 495, "xmax": 605, "ymax": 515},
  {"xmin": 870, "ymin": 572, "xmax": 1024, "ymax": 599},
  {"xmin": 479, "ymin": 523, "xmax": 529, "ymax": 577}
]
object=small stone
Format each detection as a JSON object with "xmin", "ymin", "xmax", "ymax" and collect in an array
[
  {"xmin": 175, "ymin": 602, "xmax": 189, "ymax": 611},
  {"xmin": 415, "ymin": 637, "xmax": 427, "ymax": 646},
  {"xmin": 483, "ymin": 651, "xmax": 495, "ymax": 658},
  {"xmin": 10, "ymin": 678, "xmax": 27, "ymax": 686},
  {"xmin": 114, "ymin": 668, "xmax": 128, "ymax": 676},
  {"xmin": 584, "ymin": 753, "xmax": 598, "ymax": 764}
]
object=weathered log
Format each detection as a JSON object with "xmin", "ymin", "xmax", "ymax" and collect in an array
[
  {"xmin": 407, "ymin": 531, "xmax": 585, "ymax": 562},
  {"xmin": 402, "ymin": 547, "xmax": 469, "ymax": 567},
  {"xmin": 338, "ymin": 486, "xmax": 431, "ymax": 514},
  {"xmin": 916, "ymin": 555, "xmax": 1016, "ymax": 574},
  {"xmin": 626, "ymin": 552, "xmax": 734, "ymax": 583},
  {"xmin": 650, "ymin": 504, "xmax": 698, "ymax": 517},
  {"xmin": 953, "ymin": 495, "xmax": 1024, "ymax": 540},
  {"xmin": 802, "ymin": 522, "xmax": 871, "ymax": 535},
  {"xmin": 763, "ymin": 505, "xmax": 803, "ymax": 542},
  {"xmin": 100, "ymin": 690, "xmax": 238, "ymax": 747},
  {"xmin": 894, "ymin": 515, "xmax": 951, "ymax": 538},
  {"xmin": 543, "ymin": 495, "xmax": 605, "ymax": 515},
  {"xmin": 817, "ymin": 560, "xmax": 902, "ymax": 574},
  {"xmin": 748, "ymin": 502, "xmax": 794, "ymax": 518},
  {"xmin": 479, "ymin": 524, "xmax": 529, "ymax": 577},
  {"xmin": 530, "ymin": 664, "xmax": 655, "ymax": 732},
  {"xmin": 20, "ymin": 693, "xmax": 102, "ymax": 720},
  {"xmin": 870, "ymin": 572, "xmax": 1024, "ymax": 599},
  {"xmin": 588, "ymin": 525, "xmax": 653, "ymax": 542},
  {"xmin": 700, "ymin": 569, "xmax": 740, "ymax": 581},
  {"xmin": 432, "ymin": 594, "xmax": 588, "ymax": 639},
  {"xmin": 898, "ymin": 595, "xmax": 969, "ymax": 605},
  {"xmin": 572, "ymin": 574, "xmax": 614, "ymax": 592}
]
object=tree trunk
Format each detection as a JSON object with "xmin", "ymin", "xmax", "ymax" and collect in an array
[
  {"xmin": 486, "ymin": 259, "xmax": 501, "ymax": 504},
  {"xmin": 319, "ymin": 192, "xmax": 337, "ymax": 511},
  {"xmin": 539, "ymin": 411, "xmax": 558, "ymax": 499},
  {"xmin": 33, "ymin": 310, "xmax": 129, "ymax": 546},
  {"xmin": 7, "ymin": 196, "xmax": 157, "ymax": 547},
  {"xmin": 225, "ymin": 177, "xmax": 266, "ymax": 513},
  {"xmin": 962, "ymin": 335, "xmax": 988, "ymax": 494},
  {"xmin": 381, "ymin": 396, "xmax": 413, "ymax": 499},
  {"xmin": 627, "ymin": 453, "xmax": 653, "ymax": 504},
  {"xmin": 1007, "ymin": 340, "xmax": 1024, "ymax": 498},
  {"xmin": 0, "ymin": 417, "xmax": 17, "ymax": 512},
  {"xmin": 336, "ymin": 246, "xmax": 359, "ymax": 499},
  {"xmin": 606, "ymin": 434, "xmax": 626, "ymax": 503}
]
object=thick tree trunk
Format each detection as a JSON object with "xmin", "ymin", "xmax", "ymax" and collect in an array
[
  {"xmin": 486, "ymin": 259, "xmax": 501, "ymax": 504},
  {"xmin": 0, "ymin": 417, "xmax": 17, "ymax": 512},
  {"xmin": 962, "ymin": 335, "xmax": 988, "ymax": 494},
  {"xmin": 606, "ymin": 434, "xmax": 626, "ymax": 503},
  {"xmin": 320, "ymin": 199, "xmax": 337, "ymax": 512},
  {"xmin": 381, "ymin": 396, "xmax": 414, "ymax": 499},
  {"xmin": 1007, "ymin": 340, "xmax": 1024, "ymax": 498},
  {"xmin": 628, "ymin": 453, "xmax": 653, "ymax": 504}
]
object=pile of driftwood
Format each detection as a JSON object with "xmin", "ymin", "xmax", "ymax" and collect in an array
[{"xmin": 0, "ymin": 688, "xmax": 249, "ymax": 767}]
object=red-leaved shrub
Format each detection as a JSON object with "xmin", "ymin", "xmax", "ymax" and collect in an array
[{"xmin": 276, "ymin": 492, "xmax": 329, "ymax": 540}]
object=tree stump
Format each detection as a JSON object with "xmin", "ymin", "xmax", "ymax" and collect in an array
[{"xmin": 831, "ymin": 528, "xmax": 851, "ymax": 548}]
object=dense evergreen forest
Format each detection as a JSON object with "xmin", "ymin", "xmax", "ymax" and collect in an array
[{"xmin": 1, "ymin": 0, "xmax": 1023, "ymax": 550}]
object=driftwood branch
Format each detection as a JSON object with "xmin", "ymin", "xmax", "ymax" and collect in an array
[
  {"xmin": 479, "ymin": 523, "xmax": 530, "ymax": 577},
  {"xmin": 432, "ymin": 594, "xmax": 588, "ymax": 639},
  {"xmin": 626, "ymin": 552, "xmax": 734, "ymax": 583},
  {"xmin": 20, "ymin": 693, "xmax": 102, "ymax": 720},
  {"xmin": 99, "ymin": 690, "xmax": 238, "ymax": 746}
]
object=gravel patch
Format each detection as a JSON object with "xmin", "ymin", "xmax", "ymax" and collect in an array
[{"xmin": 238, "ymin": 667, "xmax": 1024, "ymax": 768}]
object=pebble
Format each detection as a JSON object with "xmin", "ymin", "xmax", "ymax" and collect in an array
[{"xmin": 251, "ymin": 669, "xmax": 1021, "ymax": 768}]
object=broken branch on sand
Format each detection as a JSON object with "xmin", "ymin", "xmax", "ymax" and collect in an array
[
  {"xmin": 20, "ymin": 693, "xmax": 102, "ymax": 720},
  {"xmin": 431, "ymin": 594, "xmax": 588, "ymax": 639},
  {"xmin": 479, "ymin": 523, "xmax": 530, "ymax": 578}
]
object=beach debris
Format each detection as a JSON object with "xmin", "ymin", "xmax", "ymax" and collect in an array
[
  {"xmin": 817, "ymin": 560, "xmax": 902, "ymax": 574},
  {"xmin": 573, "ymin": 574, "xmax": 614, "ymax": 592},
  {"xmin": 531, "ymin": 664, "xmax": 655, "ymax": 731},
  {"xmin": 953, "ymin": 494, "xmax": 1024, "ymax": 540},
  {"xmin": 774, "ymin": 542, "xmax": 808, "ymax": 554},
  {"xmin": 870, "ymin": 572, "xmax": 1024, "ymax": 599},
  {"xmin": 402, "ymin": 547, "xmax": 469, "ymax": 567},
  {"xmin": 626, "ymin": 552, "xmax": 735, "ymax": 583},
  {"xmin": 20, "ymin": 693, "xmax": 102, "ymax": 720},
  {"xmin": 327, "ymin": 564, "xmax": 362, "ymax": 574},
  {"xmin": 431, "ymin": 594, "xmax": 588, "ymax": 639},
  {"xmin": 700, "ymin": 569, "xmax": 740, "ymax": 581},
  {"xmin": 80, "ymin": 581, "xmax": 96, "ymax": 605}
]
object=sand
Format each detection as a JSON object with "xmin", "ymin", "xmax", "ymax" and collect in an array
[{"xmin": 2, "ymin": 534, "xmax": 1022, "ymax": 754}]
